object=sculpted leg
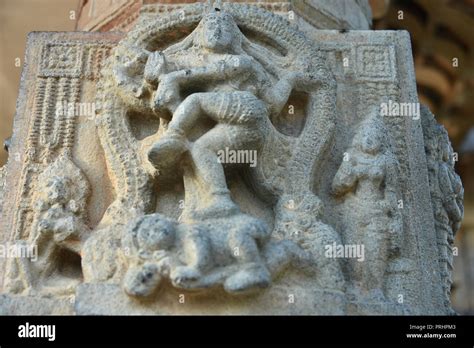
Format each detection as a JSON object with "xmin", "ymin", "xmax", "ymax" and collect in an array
[
  {"xmin": 223, "ymin": 220, "xmax": 271, "ymax": 294},
  {"xmin": 148, "ymin": 92, "xmax": 265, "ymax": 173},
  {"xmin": 148, "ymin": 93, "xmax": 205, "ymax": 170},
  {"xmin": 189, "ymin": 126, "xmax": 240, "ymax": 216},
  {"xmin": 170, "ymin": 226, "xmax": 212, "ymax": 288}
]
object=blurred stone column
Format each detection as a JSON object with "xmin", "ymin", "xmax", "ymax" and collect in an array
[{"xmin": 76, "ymin": 0, "xmax": 372, "ymax": 33}]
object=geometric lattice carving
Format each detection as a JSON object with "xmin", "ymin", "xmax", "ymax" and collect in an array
[
  {"xmin": 356, "ymin": 45, "xmax": 396, "ymax": 81},
  {"xmin": 39, "ymin": 43, "xmax": 83, "ymax": 77}
]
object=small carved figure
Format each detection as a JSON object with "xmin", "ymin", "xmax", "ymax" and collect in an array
[
  {"xmin": 122, "ymin": 214, "xmax": 211, "ymax": 297},
  {"xmin": 332, "ymin": 114, "xmax": 400, "ymax": 299},
  {"xmin": 122, "ymin": 213, "xmax": 271, "ymax": 296},
  {"xmin": 35, "ymin": 176, "xmax": 87, "ymax": 254},
  {"xmin": 274, "ymin": 193, "xmax": 345, "ymax": 292},
  {"xmin": 4, "ymin": 156, "xmax": 90, "ymax": 294},
  {"xmin": 122, "ymin": 212, "xmax": 312, "ymax": 297}
]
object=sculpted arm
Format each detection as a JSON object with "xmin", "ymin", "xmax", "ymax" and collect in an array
[
  {"xmin": 259, "ymin": 74, "xmax": 296, "ymax": 116},
  {"xmin": 259, "ymin": 67, "xmax": 327, "ymax": 116},
  {"xmin": 158, "ymin": 55, "xmax": 254, "ymax": 85},
  {"xmin": 152, "ymin": 55, "xmax": 254, "ymax": 112},
  {"xmin": 332, "ymin": 160, "xmax": 359, "ymax": 196}
]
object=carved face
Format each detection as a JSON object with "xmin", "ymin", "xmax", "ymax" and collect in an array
[
  {"xmin": 137, "ymin": 219, "xmax": 176, "ymax": 252},
  {"xmin": 360, "ymin": 133, "xmax": 381, "ymax": 154},
  {"xmin": 198, "ymin": 11, "xmax": 239, "ymax": 52},
  {"xmin": 43, "ymin": 176, "xmax": 70, "ymax": 205},
  {"xmin": 354, "ymin": 125, "xmax": 382, "ymax": 155}
]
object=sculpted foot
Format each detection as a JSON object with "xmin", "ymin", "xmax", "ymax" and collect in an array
[
  {"xmin": 224, "ymin": 263, "xmax": 271, "ymax": 294},
  {"xmin": 170, "ymin": 266, "xmax": 202, "ymax": 288},
  {"xmin": 148, "ymin": 131, "xmax": 188, "ymax": 170},
  {"xmin": 123, "ymin": 264, "xmax": 162, "ymax": 297},
  {"xmin": 191, "ymin": 193, "xmax": 240, "ymax": 219}
]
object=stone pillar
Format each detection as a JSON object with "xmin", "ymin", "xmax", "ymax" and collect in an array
[
  {"xmin": 75, "ymin": 0, "xmax": 372, "ymax": 32},
  {"xmin": 0, "ymin": 0, "xmax": 463, "ymax": 315}
]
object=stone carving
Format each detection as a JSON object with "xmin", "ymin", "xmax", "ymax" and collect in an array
[
  {"xmin": 0, "ymin": 2, "xmax": 464, "ymax": 315},
  {"xmin": 40, "ymin": 43, "xmax": 83, "ymax": 77},
  {"xmin": 121, "ymin": 212, "xmax": 312, "ymax": 297},
  {"xmin": 4, "ymin": 155, "xmax": 90, "ymax": 295},
  {"xmin": 83, "ymin": 1, "xmax": 340, "ymax": 300},
  {"xmin": 356, "ymin": 45, "xmax": 395, "ymax": 81},
  {"xmin": 422, "ymin": 105, "xmax": 464, "ymax": 313},
  {"xmin": 273, "ymin": 193, "xmax": 345, "ymax": 292},
  {"xmin": 332, "ymin": 111, "xmax": 403, "ymax": 303},
  {"xmin": 0, "ymin": 39, "xmax": 116, "ymax": 296}
]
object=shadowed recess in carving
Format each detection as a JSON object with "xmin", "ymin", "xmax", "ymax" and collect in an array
[
  {"xmin": 56, "ymin": 248, "xmax": 83, "ymax": 281},
  {"xmin": 271, "ymin": 91, "xmax": 309, "ymax": 137},
  {"xmin": 127, "ymin": 110, "xmax": 160, "ymax": 141}
]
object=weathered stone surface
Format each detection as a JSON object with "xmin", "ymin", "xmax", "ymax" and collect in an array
[
  {"xmin": 292, "ymin": 0, "xmax": 371, "ymax": 30},
  {"xmin": 0, "ymin": 31, "xmax": 123, "ymax": 294},
  {"xmin": 0, "ymin": 294, "xmax": 74, "ymax": 315},
  {"xmin": 0, "ymin": 2, "xmax": 463, "ymax": 315},
  {"xmin": 74, "ymin": 283, "xmax": 346, "ymax": 315}
]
